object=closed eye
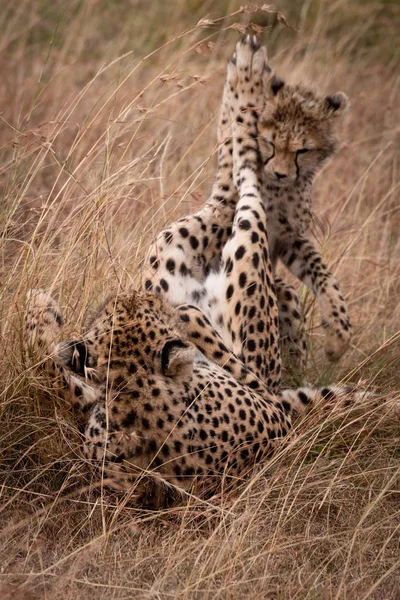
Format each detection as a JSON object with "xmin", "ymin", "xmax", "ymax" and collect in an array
[
  {"xmin": 263, "ymin": 139, "xmax": 275, "ymax": 148},
  {"xmin": 297, "ymin": 148, "xmax": 310, "ymax": 154},
  {"xmin": 263, "ymin": 139, "xmax": 275, "ymax": 164}
]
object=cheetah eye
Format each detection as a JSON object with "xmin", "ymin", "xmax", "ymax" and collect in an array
[{"xmin": 297, "ymin": 148, "xmax": 310, "ymax": 154}]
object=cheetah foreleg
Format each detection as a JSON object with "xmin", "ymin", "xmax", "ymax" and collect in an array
[{"xmin": 280, "ymin": 237, "xmax": 352, "ymax": 360}]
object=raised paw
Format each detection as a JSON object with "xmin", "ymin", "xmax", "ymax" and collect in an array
[
  {"xmin": 227, "ymin": 35, "xmax": 267, "ymax": 108},
  {"xmin": 24, "ymin": 289, "xmax": 63, "ymax": 355},
  {"xmin": 226, "ymin": 36, "xmax": 268, "ymax": 183}
]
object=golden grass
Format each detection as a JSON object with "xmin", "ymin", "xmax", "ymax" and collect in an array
[{"xmin": 0, "ymin": 1, "xmax": 399, "ymax": 598}]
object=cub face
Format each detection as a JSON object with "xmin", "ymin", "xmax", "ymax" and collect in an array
[{"xmin": 258, "ymin": 75, "xmax": 349, "ymax": 186}]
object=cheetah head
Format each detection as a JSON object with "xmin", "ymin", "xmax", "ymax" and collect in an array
[
  {"xmin": 258, "ymin": 74, "xmax": 349, "ymax": 185},
  {"xmin": 54, "ymin": 291, "xmax": 195, "ymax": 383}
]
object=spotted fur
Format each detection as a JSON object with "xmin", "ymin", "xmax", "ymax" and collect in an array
[
  {"xmin": 25, "ymin": 38, "xmax": 369, "ymax": 508},
  {"xmin": 258, "ymin": 74, "xmax": 351, "ymax": 360},
  {"xmin": 144, "ymin": 40, "xmax": 352, "ymax": 366}
]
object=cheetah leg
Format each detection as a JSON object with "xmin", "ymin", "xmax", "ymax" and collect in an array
[
  {"xmin": 201, "ymin": 36, "xmax": 281, "ymax": 392},
  {"xmin": 280, "ymin": 237, "xmax": 352, "ymax": 359},
  {"xmin": 24, "ymin": 289, "xmax": 98, "ymax": 417},
  {"xmin": 177, "ymin": 303, "xmax": 270, "ymax": 393},
  {"xmin": 275, "ymin": 276, "xmax": 307, "ymax": 372},
  {"xmin": 276, "ymin": 384, "xmax": 392, "ymax": 425},
  {"xmin": 175, "ymin": 307, "xmax": 380, "ymax": 427},
  {"xmin": 142, "ymin": 73, "xmax": 239, "ymax": 305}
]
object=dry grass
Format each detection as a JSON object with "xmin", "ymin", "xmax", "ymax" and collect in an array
[{"xmin": 1, "ymin": 1, "xmax": 399, "ymax": 598}]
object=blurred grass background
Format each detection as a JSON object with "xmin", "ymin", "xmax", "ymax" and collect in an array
[{"xmin": 0, "ymin": 1, "xmax": 399, "ymax": 598}]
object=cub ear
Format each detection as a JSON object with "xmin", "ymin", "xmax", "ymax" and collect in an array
[
  {"xmin": 323, "ymin": 92, "xmax": 350, "ymax": 116},
  {"xmin": 54, "ymin": 340, "xmax": 97, "ymax": 377},
  {"xmin": 161, "ymin": 339, "xmax": 195, "ymax": 378},
  {"xmin": 267, "ymin": 73, "xmax": 285, "ymax": 97}
]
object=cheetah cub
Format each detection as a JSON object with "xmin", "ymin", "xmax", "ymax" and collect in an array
[{"xmin": 257, "ymin": 70, "xmax": 351, "ymax": 361}]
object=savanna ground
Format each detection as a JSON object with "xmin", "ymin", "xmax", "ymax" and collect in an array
[{"xmin": 0, "ymin": 1, "xmax": 399, "ymax": 598}]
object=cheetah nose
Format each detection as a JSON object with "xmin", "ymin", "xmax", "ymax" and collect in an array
[{"xmin": 274, "ymin": 171, "xmax": 287, "ymax": 180}]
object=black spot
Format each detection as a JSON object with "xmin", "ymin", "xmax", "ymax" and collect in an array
[
  {"xmin": 149, "ymin": 255, "xmax": 159, "ymax": 270},
  {"xmin": 238, "ymin": 219, "xmax": 251, "ymax": 231},
  {"xmin": 189, "ymin": 236, "xmax": 199, "ymax": 249},
  {"xmin": 166, "ymin": 259, "xmax": 175, "ymax": 273},
  {"xmin": 252, "ymin": 253, "xmax": 260, "ymax": 269},
  {"xmin": 226, "ymin": 285, "xmax": 234, "ymax": 301},
  {"xmin": 148, "ymin": 439, "xmax": 158, "ymax": 452},
  {"xmin": 225, "ymin": 258, "xmax": 233, "ymax": 275},
  {"xmin": 239, "ymin": 272, "xmax": 247, "ymax": 288},
  {"xmin": 247, "ymin": 281, "xmax": 257, "ymax": 296},
  {"xmin": 298, "ymin": 391, "xmax": 310, "ymax": 405},
  {"xmin": 122, "ymin": 410, "xmax": 137, "ymax": 427},
  {"xmin": 321, "ymin": 387, "xmax": 335, "ymax": 400},
  {"xmin": 160, "ymin": 279, "xmax": 169, "ymax": 291},
  {"xmin": 247, "ymin": 339, "xmax": 256, "ymax": 352},
  {"xmin": 235, "ymin": 245, "xmax": 246, "ymax": 260}
]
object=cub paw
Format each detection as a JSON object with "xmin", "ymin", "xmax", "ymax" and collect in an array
[
  {"xmin": 227, "ymin": 35, "xmax": 267, "ymax": 96},
  {"xmin": 323, "ymin": 325, "xmax": 351, "ymax": 361}
]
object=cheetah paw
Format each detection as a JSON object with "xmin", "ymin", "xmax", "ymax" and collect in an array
[
  {"xmin": 323, "ymin": 326, "xmax": 351, "ymax": 361},
  {"xmin": 227, "ymin": 34, "xmax": 267, "ymax": 96},
  {"xmin": 24, "ymin": 289, "xmax": 63, "ymax": 353}
]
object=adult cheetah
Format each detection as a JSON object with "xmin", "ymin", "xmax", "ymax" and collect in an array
[{"xmin": 25, "ymin": 37, "xmax": 375, "ymax": 509}]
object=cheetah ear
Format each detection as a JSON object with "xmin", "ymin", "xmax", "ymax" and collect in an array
[
  {"xmin": 161, "ymin": 339, "xmax": 195, "ymax": 378},
  {"xmin": 267, "ymin": 74, "xmax": 285, "ymax": 97},
  {"xmin": 54, "ymin": 340, "xmax": 97, "ymax": 377},
  {"xmin": 323, "ymin": 92, "xmax": 350, "ymax": 116}
]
